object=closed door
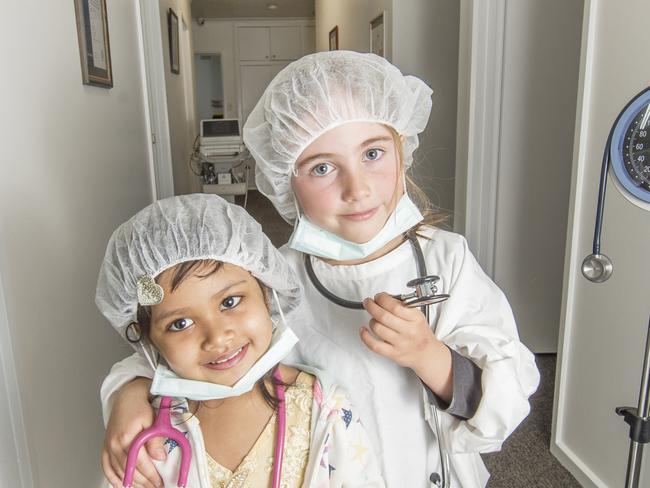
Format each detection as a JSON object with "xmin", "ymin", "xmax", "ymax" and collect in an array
[{"xmin": 553, "ymin": 1, "xmax": 650, "ymax": 486}]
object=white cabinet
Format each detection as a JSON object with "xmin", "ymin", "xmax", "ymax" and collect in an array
[
  {"xmin": 237, "ymin": 26, "xmax": 302, "ymax": 62},
  {"xmin": 235, "ymin": 21, "xmax": 315, "ymax": 189},
  {"xmin": 269, "ymin": 26, "xmax": 302, "ymax": 60},
  {"xmin": 237, "ymin": 27, "xmax": 270, "ymax": 61}
]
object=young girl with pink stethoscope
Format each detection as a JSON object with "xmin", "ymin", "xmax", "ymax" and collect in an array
[{"xmin": 95, "ymin": 194, "xmax": 384, "ymax": 487}]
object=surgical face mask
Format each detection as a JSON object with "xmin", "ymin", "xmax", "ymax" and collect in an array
[
  {"xmin": 149, "ymin": 291, "xmax": 299, "ymax": 401},
  {"xmin": 288, "ymin": 192, "xmax": 424, "ymax": 261},
  {"xmin": 150, "ymin": 321, "xmax": 298, "ymax": 401}
]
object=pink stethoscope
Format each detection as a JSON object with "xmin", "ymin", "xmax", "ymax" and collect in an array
[{"xmin": 122, "ymin": 368, "xmax": 287, "ymax": 488}]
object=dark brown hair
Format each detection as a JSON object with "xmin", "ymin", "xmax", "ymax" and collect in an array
[{"xmin": 136, "ymin": 259, "xmax": 286, "ymax": 410}]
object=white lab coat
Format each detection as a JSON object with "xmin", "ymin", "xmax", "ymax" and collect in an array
[
  {"xmin": 102, "ymin": 367, "xmax": 384, "ymax": 487},
  {"xmin": 101, "ymin": 228, "xmax": 539, "ymax": 487}
]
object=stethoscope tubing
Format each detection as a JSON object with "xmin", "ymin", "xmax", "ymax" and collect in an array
[
  {"xmin": 303, "ymin": 230, "xmax": 451, "ymax": 487},
  {"xmin": 122, "ymin": 369, "xmax": 288, "ymax": 488}
]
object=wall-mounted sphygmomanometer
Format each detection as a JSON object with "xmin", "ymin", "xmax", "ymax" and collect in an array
[{"xmin": 582, "ymin": 87, "xmax": 650, "ymax": 283}]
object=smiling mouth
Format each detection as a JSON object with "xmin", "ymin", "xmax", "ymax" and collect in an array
[
  {"xmin": 341, "ymin": 207, "xmax": 378, "ymax": 221},
  {"xmin": 204, "ymin": 343, "xmax": 249, "ymax": 370}
]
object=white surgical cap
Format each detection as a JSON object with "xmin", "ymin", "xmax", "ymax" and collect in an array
[
  {"xmin": 243, "ymin": 50, "xmax": 433, "ymax": 223},
  {"xmin": 95, "ymin": 194, "xmax": 302, "ymax": 344}
]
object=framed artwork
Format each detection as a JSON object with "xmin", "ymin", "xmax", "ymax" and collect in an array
[
  {"xmin": 168, "ymin": 8, "xmax": 180, "ymax": 74},
  {"xmin": 370, "ymin": 13, "xmax": 385, "ymax": 58},
  {"xmin": 328, "ymin": 26, "xmax": 339, "ymax": 51},
  {"xmin": 73, "ymin": 0, "xmax": 113, "ymax": 88}
]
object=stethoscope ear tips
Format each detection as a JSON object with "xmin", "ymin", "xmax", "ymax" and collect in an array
[{"xmin": 581, "ymin": 254, "xmax": 613, "ymax": 283}]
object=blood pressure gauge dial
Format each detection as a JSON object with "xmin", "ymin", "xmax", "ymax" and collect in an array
[
  {"xmin": 582, "ymin": 87, "xmax": 650, "ymax": 283},
  {"xmin": 610, "ymin": 88, "xmax": 650, "ymax": 210}
]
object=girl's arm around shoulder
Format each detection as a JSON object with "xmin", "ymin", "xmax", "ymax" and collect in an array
[
  {"xmin": 313, "ymin": 383, "xmax": 385, "ymax": 487},
  {"xmin": 100, "ymin": 351, "xmax": 154, "ymax": 424}
]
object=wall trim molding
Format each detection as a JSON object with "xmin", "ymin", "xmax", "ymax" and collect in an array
[
  {"xmin": 457, "ymin": 0, "xmax": 506, "ymax": 278},
  {"xmin": 137, "ymin": 0, "xmax": 175, "ymax": 200},
  {"xmin": 0, "ymin": 270, "xmax": 34, "ymax": 488},
  {"xmin": 552, "ymin": 0, "xmax": 602, "ymax": 485}
]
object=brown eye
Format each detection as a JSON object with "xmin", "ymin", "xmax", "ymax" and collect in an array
[
  {"xmin": 219, "ymin": 295, "xmax": 242, "ymax": 311},
  {"xmin": 168, "ymin": 317, "xmax": 194, "ymax": 332}
]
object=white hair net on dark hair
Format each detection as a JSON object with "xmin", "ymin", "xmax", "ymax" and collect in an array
[
  {"xmin": 95, "ymin": 194, "xmax": 303, "ymax": 344},
  {"xmin": 243, "ymin": 50, "xmax": 433, "ymax": 223}
]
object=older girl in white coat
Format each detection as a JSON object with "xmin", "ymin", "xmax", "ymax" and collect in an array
[{"xmin": 101, "ymin": 51, "xmax": 539, "ymax": 488}]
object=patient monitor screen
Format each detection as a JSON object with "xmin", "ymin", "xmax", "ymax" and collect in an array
[{"xmin": 202, "ymin": 119, "xmax": 240, "ymax": 138}]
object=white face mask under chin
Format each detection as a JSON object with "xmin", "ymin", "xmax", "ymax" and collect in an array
[
  {"xmin": 148, "ymin": 290, "xmax": 299, "ymax": 401},
  {"xmin": 288, "ymin": 192, "xmax": 424, "ymax": 261}
]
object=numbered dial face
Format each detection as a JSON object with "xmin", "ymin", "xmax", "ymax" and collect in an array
[
  {"xmin": 623, "ymin": 103, "xmax": 650, "ymax": 191},
  {"xmin": 611, "ymin": 88, "xmax": 650, "ymax": 207}
]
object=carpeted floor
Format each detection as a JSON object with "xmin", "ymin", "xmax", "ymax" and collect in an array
[
  {"xmin": 237, "ymin": 190, "xmax": 580, "ymax": 488},
  {"xmin": 482, "ymin": 355, "xmax": 579, "ymax": 487}
]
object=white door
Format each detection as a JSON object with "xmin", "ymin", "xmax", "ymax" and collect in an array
[{"xmin": 552, "ymin": 1, "xmax": 650, "ymax": 486}]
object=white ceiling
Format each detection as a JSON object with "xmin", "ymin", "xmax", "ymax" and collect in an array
[{"xmin": 192, "ymin": 0, "xmax": 315, "ymax": 19}]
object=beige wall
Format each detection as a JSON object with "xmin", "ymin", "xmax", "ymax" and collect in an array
[
  {"xmin": 314, "ymin": 0, "xmax": 458, "ymax": 220},
  {"xmin": 0, "ymin": 1, "xmax": 152, "ymax": 486},
  {"xmin": 315, "ymin": 0, "xmax": 392, "ymax": 59},
  {"xmin": 392, "ymin": 1, "xmax": 459, "ymax": 220},
  {"xmin": 493, "ymin": 0, "xmax": 583, "ymax": 352},
  {"xmin": 160, "ymin": 0, "xmax": 199, "ymax": 195}
]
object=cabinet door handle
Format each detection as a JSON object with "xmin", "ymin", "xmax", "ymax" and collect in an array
[{"xmin": 272, "ymin": 54, "xmax": 276, "ymax": 59}]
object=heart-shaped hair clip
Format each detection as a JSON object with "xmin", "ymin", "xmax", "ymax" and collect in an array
[{"xmin": 137, "ymin": 275, "xmax": 164, "ymax": 306}]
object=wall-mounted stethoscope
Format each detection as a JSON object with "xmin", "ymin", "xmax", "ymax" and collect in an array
[
  {"xmin": 305, "ymin": 230, "xmax": 452, "ymax": 488},
  {"xmin": 582, "ymin": 87, "xmax": 650, "ymax": 283},
  {"xmin": 581, "ymin": 87, "xmax": 650, "ymax": 488}
]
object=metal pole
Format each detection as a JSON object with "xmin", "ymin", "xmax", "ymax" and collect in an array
[{"xmin": 622, "ymin": 317, "xmax": 650, "ymax": 488}]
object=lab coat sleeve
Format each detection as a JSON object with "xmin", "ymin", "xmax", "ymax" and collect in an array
[
  {"xmin": 99, "ymin": 352, "xmax": 154, "ymax": 426},
  {"xmin": 433, "ymin": 234, "xmax": 540, "ymax": 453},
  {"xmin": 425, "ymin": 347, "xmax": 483, "ymax": 419},
  {"xmin": 324, "ymin": 389, "xmax": 385, "ymax": 487}
]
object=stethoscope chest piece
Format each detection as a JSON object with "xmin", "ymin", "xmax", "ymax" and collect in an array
[
  {"xmin": 397, "ymin": 275, "xmax": 450, "ymax": 307},
  {"xmin": 581, "ymin": 253, "xmax": 613, "ymax": 283}
]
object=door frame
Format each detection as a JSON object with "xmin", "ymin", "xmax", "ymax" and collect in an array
[
  {"xmin": 550, "ymin": 1, "xmax": 608, "ymax": 485},
  {"xmin": 136, "ymin": 0, "xmax": 175, "ymax": 200},
  {"xmin": 455, "ymin": 0, "xmax": 506, "ymax": 278},
  {"xmin": 0, "ymin": 269, "xmax": 34, "ymax": 488}
]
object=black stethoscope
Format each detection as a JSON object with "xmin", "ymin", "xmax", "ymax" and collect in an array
[
  {"xmin": 304, "ymin": 230, "xmax": 452, "ymax": 488},
  {"xmin": 582, "ymin": 86, "xmax": 650, "ymax": 283}
]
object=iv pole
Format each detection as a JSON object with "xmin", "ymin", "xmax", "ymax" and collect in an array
[{"xmin": 616, "ymin": 316, "xmax": 650, "ymax": 488}]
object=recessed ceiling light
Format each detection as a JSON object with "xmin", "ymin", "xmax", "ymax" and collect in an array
[{"xmin": 267, "ymin": 3, "xmax": 278, "ymax": 10}]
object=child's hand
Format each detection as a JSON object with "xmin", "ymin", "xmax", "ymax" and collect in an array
[
  {"xmin": 360, "ymin": 293, "xmax": 453, "ymax": 402},
  {"xmin": 102, "ymin": 378, "xmax": 164, "ymax": 488}
]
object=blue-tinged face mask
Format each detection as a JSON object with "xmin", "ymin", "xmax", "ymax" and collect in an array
[{"xmin": 288, "ymin": 192, "xmax": 424, "ymax": 261}]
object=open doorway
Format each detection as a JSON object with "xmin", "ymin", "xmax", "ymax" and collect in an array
[{"xmin": 195, "ymin": 53, "xmax": 225, "ymax": 120}]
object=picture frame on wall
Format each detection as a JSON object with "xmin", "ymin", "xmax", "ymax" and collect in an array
[
  {"xmin": 329, "ymin": 26, "xmax": 339, "ymax": 51},
  {"xmin": 73, "ymin": 0, "xmax": 113, "ymax": 88},
  {"xmin": 370, "ymin": 13, "xmax": 385, "ymax": 58},
  {"xmin": 168, "ymin": 8, "xmax": 180, "ymax": 74}
]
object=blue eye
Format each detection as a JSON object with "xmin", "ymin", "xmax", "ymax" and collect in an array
[
  {"xmin": 168, "ymin": 317, "xmax": 194, "ymax": 332},
  {"xmin": 220, "ymin": 295, "xmax": 242, "ymax": 311},
  {"xmin": 310, "ymin": 162, "xmax": 334, "ymax": 176},
  {"xmin": 364, "ymin": 148, "xmax": 385, "ymax": 161}
]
